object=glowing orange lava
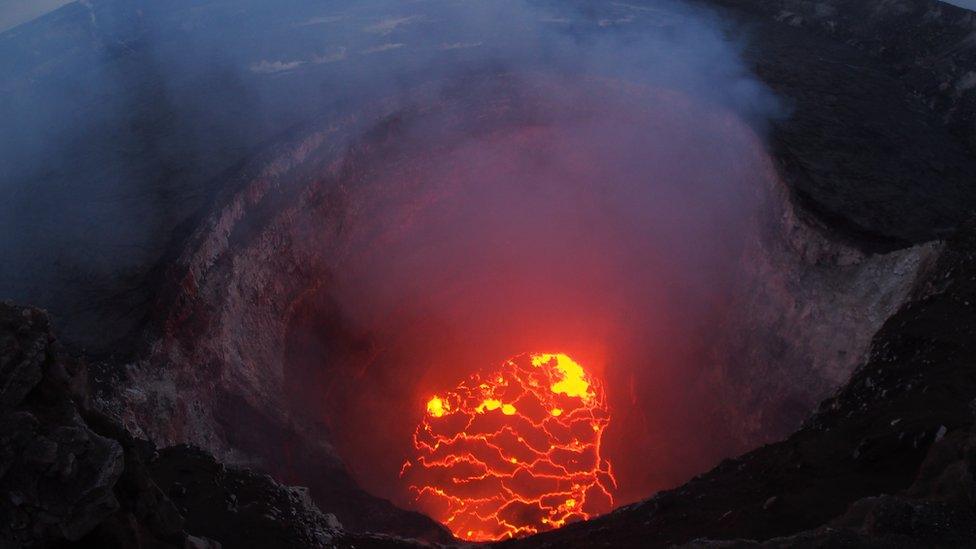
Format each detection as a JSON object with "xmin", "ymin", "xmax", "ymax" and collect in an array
[{"xmin": 401, "ymin": 353, "xmax": 616, "ymax": 541}]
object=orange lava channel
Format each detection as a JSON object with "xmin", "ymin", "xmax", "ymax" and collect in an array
[{"xmin": 401, "ymin": 353, "xmax": 617, "ymax": 541}]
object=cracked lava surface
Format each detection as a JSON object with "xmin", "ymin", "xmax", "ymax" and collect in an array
[{"xmin": 401, "ymin": 353, "xmax": 616, "ymax": 541}]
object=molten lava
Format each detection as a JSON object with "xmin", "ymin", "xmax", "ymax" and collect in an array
[{"xmin": 401, "ymin": 353, "xmax": 616, "ymax": 541}]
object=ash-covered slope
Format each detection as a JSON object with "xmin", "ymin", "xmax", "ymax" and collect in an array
[{"xmin": 502, "ymin": 220, "xmax": 976, "ymax": 547}]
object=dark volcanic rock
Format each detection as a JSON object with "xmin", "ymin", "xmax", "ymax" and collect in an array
[
  {"xmin": 204, "ymin": 388, "xmax": 452, "ymax": 544},
  {"xmin": 0, "ymin": 303, "xmax": 426, "ymax": 548},
  {"xmin": 681, "ymin": 421, "xmax": 976, "ymax": 547},
  {"xmin": 0, "ymin": 304, "xmax": 125, "ymax": 547},
  {"xmin": 502, "ymin": 219, "xmax": 976, "ymax": 547},
  {"xmin": 0, "ymin": 303, "xmax": 200, "ymax": 548},
  {"xmin": 148, "ymin": 445, "xmax": 361, "ymax": 548},
  {"xmin": 703, "ymin": 0, "xmax": 976, "ymax": 252},
  {"xmin": 76, "ymin": 415, "xmax": 188, "ymax": 548},
  {"xmin": 708, "ymin": 0, "xmax": 976, "ymax": 153},
  {"xmin": 150, "ymin": 445, "xmax": 343, "ymax": 547}
]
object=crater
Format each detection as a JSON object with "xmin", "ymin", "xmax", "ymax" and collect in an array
[{"xmin": 106, "ymin": 73, "xmax": 935, "ymax": 541}]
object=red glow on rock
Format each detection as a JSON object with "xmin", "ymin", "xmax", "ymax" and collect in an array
[{"xmin": 401, "ymin": 353, "xmax": 616, "ymax": 541}]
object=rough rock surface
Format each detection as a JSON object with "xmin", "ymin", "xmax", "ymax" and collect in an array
[
  {"xmin": 703, "ymin": 0, "xmax": 976, "ymax": 252},
  {"xmin": 0, "ymin": 302, "xmax": 421, "ymax": 548},
  {"xmin": 86, "ymin": 106, "xmax": 454, "ymax": 543},
  {"xmin": 146, "ymin": 444, "xmax": 422, "ymax": 549},
  {"xmin": 501, "ymin": 219, "xmax": 976, "ymax": 548},
  {"xmin": 0, "ymin": 304, "xmax": 127, "ymax": 547},
  {"xmin": 709, "ymin": 0, "xmax": 976, "ymax": 154},
  {"xmin": 702, "ymin": 179, "xmax": 942, "ymax": 450}
]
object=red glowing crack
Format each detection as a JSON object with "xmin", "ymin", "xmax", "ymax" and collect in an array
[{"xmin": 401, "ymin": 353, "xmax": 616, "ymax": 541}]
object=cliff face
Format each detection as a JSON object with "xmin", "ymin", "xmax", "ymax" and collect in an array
[
  {"xmin": 702, "ymin": 180, "xmax": 942, "ymax": 453},
  {"xmin": 501, "ymin": 219, "xmax": 976, "ymax": 548},
  {"xmin": 685, "ymin": 0, "xmax": 976, "ymax": 455}
]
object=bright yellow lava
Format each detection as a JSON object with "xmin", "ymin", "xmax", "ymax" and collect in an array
[
  {"xmin": 474, "ymin": 399, "xmax": 518, "ymax": 415},
  {"xmin": 531, "ymin": 353, "xmax": 594, "ymax": 401},
  {"xmin": 426, "ymin": 396, "xmax": 447, "ymax": 418}
]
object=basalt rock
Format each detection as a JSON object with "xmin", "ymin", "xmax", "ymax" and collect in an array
[
  {"xmin": 708, "ymin": 0, "xmax": 976, "ymax": 155},
  {"xmin": 701, "ymin": 0, "xmax": 976, "ymax": 252},
  {"xmin": 0, "ymin": 304, "xmax": 125, "ymax": 547},
  {"xmin": 0, "ymin": 303, "xmax": 417, "ymax": 548},
  {"xmin": 680, "ymin": 418, "xmax": 976, "ymax": 547},
  {"xmin": 148, "ymin": 445, "xmax": 359, "ymax": 548}
]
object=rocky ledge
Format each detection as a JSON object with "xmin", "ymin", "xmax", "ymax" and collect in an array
[{"xmin": 0, "ymin": 303, "xmax": 423, "ymax": 548}]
